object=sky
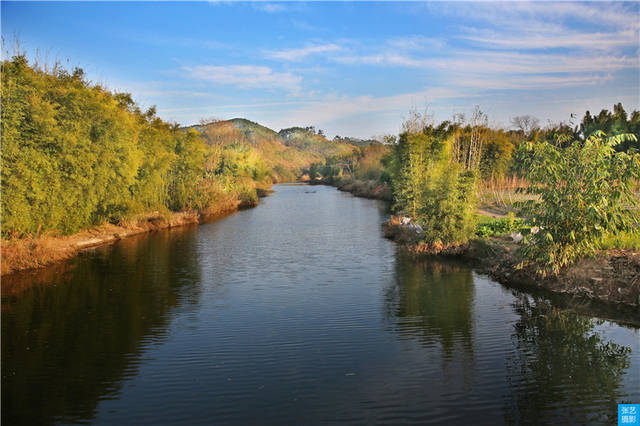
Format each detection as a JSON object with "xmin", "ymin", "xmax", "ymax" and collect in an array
[{"xmin": 2, "ymin": 1, "xmax": 639, "ymax": 138}]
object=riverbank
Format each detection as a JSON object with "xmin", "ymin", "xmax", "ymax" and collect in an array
[
  {"xmin": 320, "ymin": 178, "xmax": 639, "ymax": 312},
  {"xmin": 310, "ymin": 177, "xmax": 392, "ymax": 201},
  {"xmin": 1, "ymin": 197, "xmax": 257, "ymax": 276},
  {"xmin": 384, "ymin": 219, "xmax": 640, "ymax": 311}
]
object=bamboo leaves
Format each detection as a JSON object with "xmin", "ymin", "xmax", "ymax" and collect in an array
[{"xmin": 517, "ymin": 131, "xmax": 640, "ymax": 275}]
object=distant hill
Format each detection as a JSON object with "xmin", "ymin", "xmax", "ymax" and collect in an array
[
  {"xmin": 186, "ymin": 118, "xmax": 360, "ymax": 182},
  {"xmin": 332, "ymin": 136, "xmax": 383, "ymax": 147},
  {"xmin": 279, "ymin": 126, "xmax": 359, "ymax": 158}
]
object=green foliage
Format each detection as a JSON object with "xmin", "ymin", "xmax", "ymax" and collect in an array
[
  {"xmin": 190, "ymin": 119, "xmax": 358, "ymax": 184},
  {"xmin": 580, "ymin": 103, "xmax": 640, "ymax": 151},
  {"xmin": 388, "ymin": 130, "xmax": 479, "ymax": 245},
  {"xmin": 308, "ymin": 162, "xmax": 320, "ymax": 181},
  {"xmin": 517, "ymin": 131, "xmax": 640, "ymax": 274},
  {"xmin": 0, "ymin": 55, "xmax": 273, "ymax": 237},
  {"xmin": 352, "ymin": 142, "xmax": 390, "ymax": 181},
  {"xmin": 475, "ymin": 212, "xmax": 528, "ymax": 238},
  {"xmin": 2, "ymin": 55, "xmax": 142, "ymax": 235},
  {"xmin": 479, "ymin": 130, "xmax": 517, "ymax": 180},
  {"xmin": 598, "ymin": 230, "xmax": 640, "ymax": 251},
  {"xmin": 167, "ymin": 130, "xmax": 208, "ymax": 211},
  {"xmin": 279, "ymin": 126, "xmax": 358, "ymax": 158}
]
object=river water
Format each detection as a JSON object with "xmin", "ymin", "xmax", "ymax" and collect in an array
[{"xmin": 2, "ymin": 184, "xmax": 639, "ymax": 425}]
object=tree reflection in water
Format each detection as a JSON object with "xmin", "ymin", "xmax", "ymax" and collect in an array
[
  {"xmin": 2, "ymin": 227, "xmax": 203, "ymax": 425},
  {"xmin": 505, "ymin": 296, "xmax": 632, "ymax": 425},
  {"xmin": 385, "ymin": 252, "xmax": 476, "ymax": 388}
]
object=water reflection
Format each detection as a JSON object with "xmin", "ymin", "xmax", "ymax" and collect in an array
[
  {"xmin": 2, "ymin": 186, "xmax": 638, "ymax": 425},
  {"xmin": 385, "ymin": 252, "xmax": 476, "ymax": 387},
  {"xmin": 505, "ymin": 296, "xmax": 632, "ymax": 424},
  {"xmin": 383, "ymin": 251, "xmax": 636, "ymax": 424},
  {"xmin": 2, "ymin": 227, "xmax": 203, "ymax": 425}
]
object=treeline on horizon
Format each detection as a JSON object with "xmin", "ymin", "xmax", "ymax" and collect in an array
[{"xmin": 315, "ymin": 102, "xmax": 640, "ymax": 185}]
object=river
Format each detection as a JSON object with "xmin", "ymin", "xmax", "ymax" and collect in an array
[{"xmin": 2, "ymin": 184, "xmax": 639, "ymax": 425}]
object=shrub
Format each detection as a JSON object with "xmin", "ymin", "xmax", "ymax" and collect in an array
[
  {"xmin": 517, "ymin": 131, "xmax": 640, "ymax": 274},
  {"xmin": 388, "ymin": 130, "xmax": 479, "ymax": 246}
]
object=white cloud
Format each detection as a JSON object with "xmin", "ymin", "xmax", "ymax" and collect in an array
[
  {"xmin": 335, "ymin": 50, "xmax": 637, "ymax": 75},
  {"xmin": 437, "ymin": 2, "xmax": 638, "ymax": 32},
  {"xmin": 456, "ymin": 74, "xmax": 614, "ymax": 91},
  {"xmin": 387, "ymin": 35, "xmax": 445, "ymax": 51},
  {"xmin": 266, "ymin": 43, "xmax": 342, "ymax": 62},
  {"xmin": 277, "ymin": 87, "xmax": 461, "ymax": 129},
  {"xmin": 463, "ymin": 28, "xmax": 637, "ymax": 51},
  {"xmin": 508, "ymin": 2, "xmax": 639, "ymax": 31},
  {"xmin": 184, "ymin": 64, "xmax": 301, "ymax": 92},
  {"xmin": 252, "ymin": 3, "xmax": 286, "ymax": 14},
  {"xmin": 444, "ymin": 51, "xmax": 637, "ymax": 75}
]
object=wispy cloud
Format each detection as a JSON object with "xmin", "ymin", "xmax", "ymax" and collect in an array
[
  {"xmin": 279, "ymin": 87, "xmax": 461, "ymax": 128},
  {"xmin": 387, "ymin": 35, "xmax": 445, "ymax": 51},
  {"xmin": 462, "ymin": 28, "xmax": 637, "ymax": 51},
  {"xmin": 434, "ymin": 1, "xmax": 638, "ymax": 32},
  {"xmin": 507, "ymin": 2, "xmax": 639, "ymax": 30},
  {"xmin": 183, "ymin": 65, "xmax": 301, "ymax": 92},
  {"xmin": 331, "ymin": 2, "xmax": 638, "ymax": 95},
  {"xmin": 456, "ymin": 74, "xmax": 614, "ymax": 91},
  {"xmin": 266, "ymin": 43, "xmax": 342, "ymax": 62},
  {"xmin": 252, "ymin": 3, "xmax": 286, "ymax": 14}
]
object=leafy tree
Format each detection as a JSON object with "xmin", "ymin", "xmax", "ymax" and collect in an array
[
  {"xmin": 388, "ymin": 127, "xmax": 479, "ymax": 246},
  {"xmin": 579, "ymin": 103, "xmax": 639, "ymax": 151},
  {"xmin": 517, "ymin": 131, "xmax": 640, "ymax": 274},
  {"xmin": 510, "ymin": 115, "xmax": 540, "ymax": 141}
]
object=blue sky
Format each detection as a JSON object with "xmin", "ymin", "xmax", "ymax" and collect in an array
[{"xmin": 2, "ymin": 1, "xmax": 639, "ymax": 138}]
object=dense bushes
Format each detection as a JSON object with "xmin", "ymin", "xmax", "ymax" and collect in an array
[
  {"xmin": 386, "ymin": 127, "xmax": 479, "ymax": 246},
  {"xmin": 0, "ymin": 55, "xmax": 264, "ymax": 237},
  {"xmin": 517, "ymin": 131, "xmax": 640, "ymax": 274},
  {"xmin": 2, "ymin": 55, "xmax": 147, "ymax": 235}
]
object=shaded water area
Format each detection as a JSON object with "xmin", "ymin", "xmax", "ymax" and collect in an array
[{"xmin": 2, "ymin": 184, "xmax": 639, "ymax": 425}]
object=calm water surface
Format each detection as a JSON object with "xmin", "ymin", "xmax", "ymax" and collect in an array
[{"xmin": 2, "ymin": 184, "xmax": 639, "ymax": 425}]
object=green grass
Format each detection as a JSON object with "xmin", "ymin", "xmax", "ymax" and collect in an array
[
  {"xmin": 475, "ymin": 213, "xmax": 530, "ymax": 238},
  {"xmin": 476, "ymin": 215, "xmax": 640, "ymax": 251},
  {"xmin": 598, "ymin": 231, "xmax": 640, "ymax": 250}
]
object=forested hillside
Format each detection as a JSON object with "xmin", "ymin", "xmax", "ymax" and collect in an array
[{"xmin": 185, "ymin": 118, "xmax": 357, "ymax": 182}]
